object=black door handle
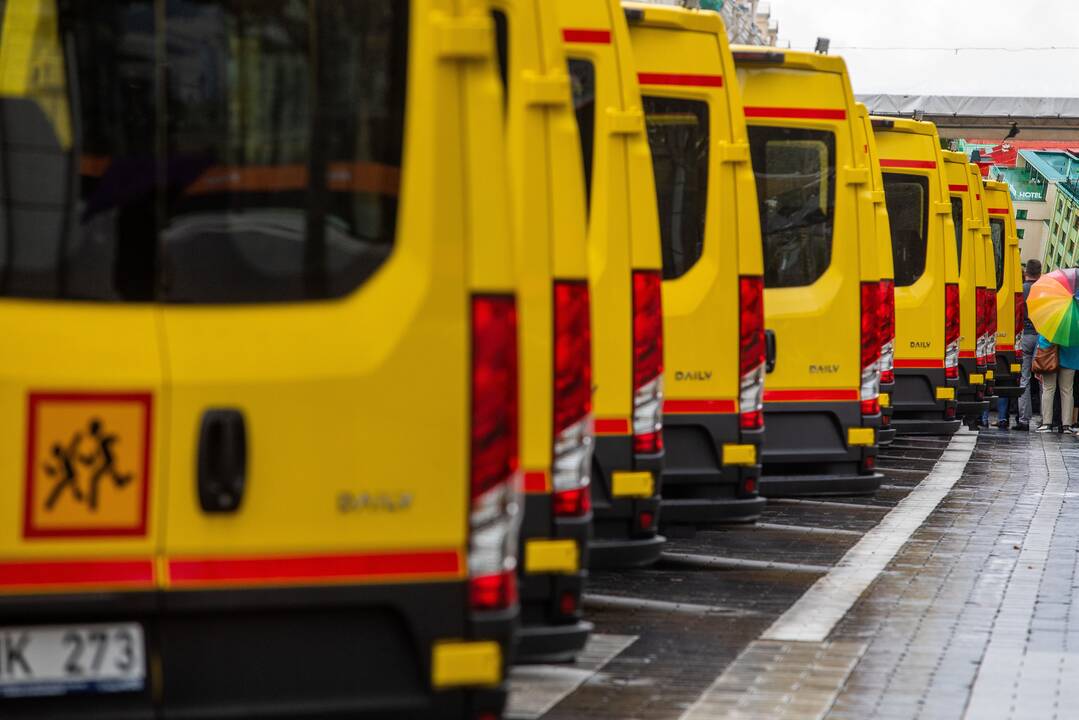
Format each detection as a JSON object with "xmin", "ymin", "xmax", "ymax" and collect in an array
[
  {"xmin": 765, "ymin": 329, "xmax": 777, "ymax": 374},
  {"xmin": 198, "ymin": 409, "xmax": 247, "ymax": 513}
]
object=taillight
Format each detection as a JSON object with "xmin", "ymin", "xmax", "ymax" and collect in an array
[
  {"xmin": 879, "ymin": 279, "xmax": 896, "ymax": 385},
  {"xmin": 860, "ymin": 282, "xmax": 882, "ymax": 416},
  {"xmin": 470, "ymin": 295, "xmax": 521, "ymax": 611},
  {"xmin": 552, "ymin": 281, "xmax": 594, "ymax": 518},
  {"xmin": 975, "ymin": 287, "xmax": 988, "ymax": 367},
  {"xmin": 632, "ymin": 270, "xmax": 664, "ymax": 454},
  {"xmin": 945, "ymin": 283, "xmax": 960, "ymax": 379},
  {"xmin": 987, "ymin": 289, "xmax": 998, "ymax": 364},
  {"xmin": 739, "ymin": 276, "xmax": 766, "ymax": 430},
  {"xmin": 1014, "ymin": 291, "xmax": 1024, "ymax": 350}
]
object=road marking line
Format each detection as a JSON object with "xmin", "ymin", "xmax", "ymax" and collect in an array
[
  {"xmin": 506, "ymin": 633, "xmax": 637, "ymax": 720},
  {"xmin": 660, "ymin": 552, "xmax": 829, "ymax": 574},
  {"xmin": 761, "ymin": 432, "xmax": 976, "ymax": 642},
  {"xmin": 767, "ymin": 497, "xmax": 887, "ymax": 511},
  {"xmin": 755, "ymin": 522, "xmax": 864, "ymax": 537},
  {"xmin": 583, "ymin": 593, "xmax": 761, "ymax": 617}
]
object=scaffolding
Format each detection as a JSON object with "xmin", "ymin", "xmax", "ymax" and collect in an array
[{"xmin": 638, "ymin": 0, "xmax": 777, "ymax": 46}]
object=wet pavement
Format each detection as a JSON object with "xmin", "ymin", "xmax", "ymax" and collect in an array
[{"xmin": 508, "ymin": 426, "xmax": 1079, "ymax": 719}]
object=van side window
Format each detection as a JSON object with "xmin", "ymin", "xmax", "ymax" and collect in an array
[
  {"xmin": 950, "ymin": 198, "xmax": 964, "ymax": 269},
  {"xmin": 747, "ymin": 127, "xmax": 836, "ymax": 288},
  {"xmin": 568, "ymin": 59, "xmax": 596, "ymax": 215},
  {"xmin": 643, "ymin": 97, "xmax": 709, "ymax": 280},
  {"xmin": 492, "ymin": 11, "xmax": 509, "ymax": 103},
  {"xmin": 0, "ymin": 0, "xmax": 407, "ymax": 304},
  {"xmin": 990, "ymin": 218, "xmax": 1005, "ymax": 290},
  {"xmin": 882, "ymin": 173, "xmax": 929, "ymax": 287}
]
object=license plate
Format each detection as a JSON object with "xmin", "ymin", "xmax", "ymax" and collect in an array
[{"xmin": 0, "ymin": 623, "xmax": 145, "ymax": 698}]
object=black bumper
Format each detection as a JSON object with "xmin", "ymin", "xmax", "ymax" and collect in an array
[
  {"xmin": 516, "ymin": 493, "xmax": 591, "ymax": 664},
  {"xmin": 759, "ymin": 399, "xmax": 880, "ymax": 497},
  {"xmin": 892, "ymin": 366, "xmax": 959, "ymax": 435},
  {"xmin": 891, "ymin": 417, "xmax": 963, "ymax": 435},
  {"xmin": 589, "ymin": 434, "xmax": 664, "ymax": 569},
  {"xmin": 659, "ymin": 413, "xmax": 764, "ymax": 528},
  {"xmin": 879, "ymin": 380, "xmax": 896, "ymax": 447},
  {"xmin": 0, "ymin": 583, "xmax": 512, "ymax": 719},
  {"xmin": 877, "ymin": 426, "xmax": 897, "ymax": 446},
  {"xmin": 994, "ymin": 349, "xmax": 1022, "ymax": 397}
]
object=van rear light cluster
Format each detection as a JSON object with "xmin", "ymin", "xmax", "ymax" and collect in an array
[
  {"xmin": 879, "ymin": 279, "xmax": 896, "ymax": 385},
  {"xmin": 859, "ymin": 282, "xmax": 882, "ymax": 416},
  {"xmin": 945, "ymin": 283, "xmax": 960, "ymax": 379},
  {"xmin": 552, "ymin": 281, "xmax": 594, "ymax": 518},
  {"xmin": 1014, "ymin": 291, "xmax": 1024, "ymax": 351},
  {"xmin": 987, "ymin": 289, "xmax": 998, "ymax": 362},
  {"xmin": 469, "ymin": 295, "xmax": 521, "ymax": 611},
  {"xmin": 632, "ymin": 270, "xmax": 664, "ymax": 454},
  {"xmin": 739, "ymin": 276, "xmax": 766, "ymax": 430},
  {"xmin": 975, "ymin": 288, "xmax": 989, "ymax": 367}
]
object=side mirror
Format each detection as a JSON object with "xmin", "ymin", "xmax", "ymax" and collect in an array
[{"xmin": 765, "ymin": 330, "xmax": 777, "ymax": 374}]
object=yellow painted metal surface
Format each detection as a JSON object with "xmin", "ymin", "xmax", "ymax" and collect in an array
[
  {"xmin": 984, "ymin": 181, "xmax": 1021, "ymax": 353},
  {"xmin": 847, "ymin": 427, "xmax": 875, "ymax": 446},
  {"xmin": 880, "ymin": 393, "xmax": 891, "ymax": 408},
  {"xmin": 431, "ymin": 641, "xmax": 503, "ymax": 688},
  {"xmin": 722, "ymin": 444, "xmax": 758, "ymax": 466},
  {"xmin": 936, "ymin": 387, "xmax": 956, "ymax": 400},
  {"xmin": 611, "ymin": 471, "xmax": 656, "ymax": 498},
  {"xmin": 524, "ymin": 539, "xmax": 580, "ymax": 574},
  {"xmin": 969, "ymin": 374, "xmax": 985, "ymax": 385}
]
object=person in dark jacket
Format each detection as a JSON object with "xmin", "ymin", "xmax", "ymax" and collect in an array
[{"xmin": 1017, "ymin": 259, "xmax": 1042, "ymax": 430}]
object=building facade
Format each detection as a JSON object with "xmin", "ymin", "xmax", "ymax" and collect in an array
[
  {"xmin": 990, "ymin": 149, "xmax": 1079, "ymax": 267},
  {"xmin": 1044, "ymin": 181, "xmax": 1079, "ymax": 271}
]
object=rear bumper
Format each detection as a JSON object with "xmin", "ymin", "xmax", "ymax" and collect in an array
[
  {"xmin": 891, "ymin": 417, "xmax": 962, "ymax": 435},
  {"xmin": 957, "ymin": 399, "xmax": 990, "ymax": 416},
  {"xmin": 994, "ymin": 349, "xmax": 1022, "ymax": 398},
  {"xmin": 0, "ymin": 582, "xmax": 512, "ymax": 719},
  {"xmin": 517, "ymin": 494, "xmax": 591, "ymax": 664},
  {"xmin": 589, "ymin": 435, "xmax": 664, "ymax": 569},
  {"xmin": 659, "ymin": 412, "xmax": 764, "ymax": 527},
  {"xmin": 893, "ymin": 366, "xmax": 958, "ymax": 433},
  {"xmin": 877, "ymin": 426, "xmax": 897, "ymax": 446},
  {"xmin": 759, "ymin": 399, "xmax": 880, "ymax": 497}
]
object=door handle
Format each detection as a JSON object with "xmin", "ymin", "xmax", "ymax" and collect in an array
[
  {"xmin": 765, "ymin": 330, "xmax": 777, "ymax": 374},
  {"xmin": 198, "ymin": 409, "xmax": 247, "ymax": 513}
]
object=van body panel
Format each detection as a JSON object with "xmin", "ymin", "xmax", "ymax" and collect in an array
[
  {"xmin": 733, "ymin": 47, "xmax": 882, "ymax": 495},
  {"xmin": 985, "ymin": 181, "xmax": 1022, "ymax": 397},
  {"xmin": 628, "ymin": 4, "xmax": 766, "ymax": 524},
  {"xmin": 559, "ymin": 0, "xmax": 666, "ymax": 567}
]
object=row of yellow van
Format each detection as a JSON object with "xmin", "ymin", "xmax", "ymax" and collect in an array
[{"xmin": 0, "ymin": 0, "xmax": 1023, "ymax": 717}]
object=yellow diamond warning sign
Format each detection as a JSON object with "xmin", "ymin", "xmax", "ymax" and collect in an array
[{"xmin": 24, "ymin": 392, "xmax": 153, "ymax": 539}]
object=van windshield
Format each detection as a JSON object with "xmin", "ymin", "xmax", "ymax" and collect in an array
[
  {"xmin": 0, "ymin": 0, "xmax": 407, "ymax": 303},
  {"xmin": 644, "ymin": 97, "xmax": 709, "ymax": 280},
  {"xmin": 747, "ymin": 127, "xmax": 836, "ymax": 288},
  {"xmin": 990, "ymin": 218, "xmax": 1006, "ymax": 290},
  {"xmin": 882, "ymin": 174, "xmax": 929, "ymax": 287},
  {"xmin": 951, "ymin": 197, "xmax": 964, "ymax": 269}
]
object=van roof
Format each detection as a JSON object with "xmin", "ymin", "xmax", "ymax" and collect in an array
[
  {"xmin": 941, "ymin": 150, "xmax": 968, "ymax": 164},
  {"xmin": 730, "ymin": 45, "xmax": 849, "ymax": 76},
  {"xmin": 985, "ymin": 180, "xmax": 1009, "ymax": 193},
  {"xmin": 869, "ymin": 116, "xmax": 938, "ymax": 137},
  {"xmin": 622, "ymin": 2, "xmax": 725, "ymax": 33}
]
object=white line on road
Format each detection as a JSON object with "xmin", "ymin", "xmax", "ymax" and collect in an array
[
  {"xmin": 583, "ymin": 593, "xmax": 761, "ymax": 617},
  {"xmin": 766, "ymin": 497, "xmax": 888, "ymax": 511},
  {"xmin": 761, "ymin": 430, "xmax": 977, "ymax": 642},
  {"xmin": 660, "ymin": 552, "xmax": 830, "ymax": 574},
  {"xmin": 506, "ymin": 633, "xmax": 637, "ymax": 720},
  {"xmin": 755, "ymin": 522, "xmax": 864, "ymax": 537}
]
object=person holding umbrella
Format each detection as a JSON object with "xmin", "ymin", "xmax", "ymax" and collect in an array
[{"xmin": 1027, "ymin": 268, "xmax": 1079, "ymax": 433}]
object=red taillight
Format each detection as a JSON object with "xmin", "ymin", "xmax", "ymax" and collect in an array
[
  {"xmin": 552, "ymin": 281, "xmax": 594, "ymax": 518},
  {"xmin": 975, "ymin": 287, "xmax": 988, "ymax": 366},
  {"xmin": 945, "ymin": 283, "xmax": 960, "ymax": 379},
  {"xmin": 470, "ymin": 295, "xmax": 521, "ymax": 612},
  {"xmin": 860, "ymin": 282, "xmax": 882, "ymax": 415},
  {"xmin": 879, "ymin": 279, "xmax": 896, "ymax": 385},
  {"xmin": 739, "ymin": 276, "xmax": 766, "ymax": 430},
  {"xmin": 1014, "ymin": 290, "xmax": 1024, "ymax": 349},
  {"xmin": 632, "ymin": 270, "xmax": 664, "ymax": 454}
]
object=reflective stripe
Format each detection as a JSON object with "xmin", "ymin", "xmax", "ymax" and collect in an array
[
  {"xmin": 432, "ymin": 641, "xmax": 502, "ymax": 689},
  {"xmin": 847, "ymin": 428, "xmax": 875, "ymax": 446},
  {"xmin": 524, "ymin": 539, "xmax": 579, "ymax": 574},
  {"xmin": 936, "ymin": 387, "xmax": 956, "ymax": 400},
  {"xmin": 594, "ymin": 418, "xmax": 630, "ymax": 435},
  {"xmin": 969, "ymin": 374, "xmax": 985, "ymax": 385},
  {"xmin": 523, "ymin": 470, "xmax": 549, "ymax": 493},
  {"xmin": 611, "ymin": 471, "xmax": 655, "ymax": 498},
  {"xmin": 763, "ymin": 389, "xmax": 858, "ymax": 402},
  {"xmin": 562, "ymin": 28, "xmax": 611, "ymax": 44},
  {"xmin": 879, "ymin": 393, "xmax": 891, "ymax": 409},
  {"xmin": 663, "ymin": 399, "xmax": 737, "ymax": 414},
  {"xmin": 722, "ymin": 444, "xmax": 757, "ymax": 466},
  {"xmin": 0, "ymin": 559, "xmax": 155, "ymax": 590}
]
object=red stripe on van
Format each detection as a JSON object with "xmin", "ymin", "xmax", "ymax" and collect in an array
[
  {"xmin": 763, "ymin": 389, "xmax": 859, "ymax": 402},
  {"xmin": 959, "ymin": 350, "xmax": 976, "ymax": 359},
  {"xmin": 949, "ymin": 184, "xmax": 969, "ymax": 192},
  {"xmin": 523, "ymin": 471, "xmax": 548, "ymax": 493},
  {"xmin": 594, "ymin": 418, "xmax": 630, "ymax": 435},
  {"xmin": 663, "ymin": 399, "xmax": 736, "ymax": 414},
  {"xmin": 168, "ymin": 550, "xmax": 463, "ymax": 587},
  {"xmin": 0, "ymin": 559, "xmax": 155, "ymax": 589},
  {"xmin": 639, "ymin": 73, "xmax": 724, "ymax": 88},
  {"xmin": 879, "ymin": 159, "xmax": 937, "ymax": 169},
  {"xmin": 743, "ymin": 106, "xmax": 846, "ymax": 120},
  {"xmin": 562, "ymin": 28, "xmax": 611, "ymax": 44},
  {"xmin": 894, "ymin": 359, "xmax": 944, "ymax": 368},
  {"xmin": 988, "ymin": 208, "xmax": 1010, "ymax": 215}
]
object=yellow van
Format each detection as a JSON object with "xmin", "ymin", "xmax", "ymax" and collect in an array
[
  {"xmin": 855, "ymin": 103, "xmax": 897, "ymax": 447},
  {"xmin": 942, "ymin": 151, "xmax": 991, "ymax": 423},
  {"xmin": 625, "ymin": 5, "xmax": 767, "ymax": 525},
  {"xmin": 871, "ymin": 117, "xmax": 962, "ymax": 435},
  {"xmin": 558, "ymin": 0, "xmax": 668, "ymax": 567},
  {"xmin": 968, "ymin": 165, "xmax": 1001, "ymax": 414},
  {"xmin": 0, "ymin": 1, "xmax": 520, "ymax": 716},
  {"xmin": 732, "ymin": 48, "xmax": 884, "ymax": 496},
  {"xmin": 984, "ymin": 181, "xmax": 1024, "ymax": 403},
  {"xmin": 491, "ymin": 0, "xmax": 593, "ymax": 663}
]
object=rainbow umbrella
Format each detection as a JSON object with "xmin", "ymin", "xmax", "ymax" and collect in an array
[{"xmin": 1028, "ymin": 268, "xmax": 1079, "ymax": 346}]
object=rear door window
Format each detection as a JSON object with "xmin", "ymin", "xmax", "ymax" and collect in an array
[
  {"xmin": 643, "ymin": 97, "xmax": 709, "ymax": 280},
  {"xmin": 747, "ymin": 127, "xmax": 836, "ymax": 288},
  {"xmin": 568, "ymin": 59, "xmax": 596, "ymax": 215},
  {"xmin": 882, "ymin": 173, "xmax": 929, "ymax": 287},
  {"xmin": 950, "ymin": 197, "xmax": 964, "ymax": 269},
  {"xmin": 990, "ymin": 219, "xmax": 1005, "ymax": 290},
  {"xmin": 0, "ymin": 0, "xmax": 407, "ymax": 304}
]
